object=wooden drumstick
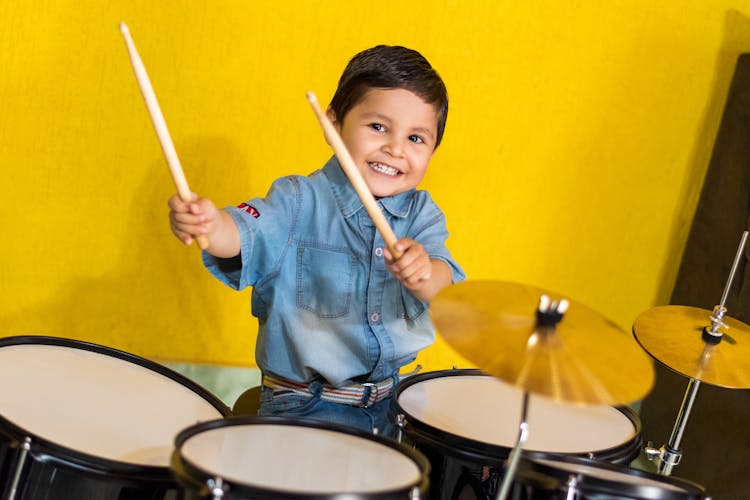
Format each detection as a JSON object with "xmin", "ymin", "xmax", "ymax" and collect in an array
[
  {"xmin": 306, "ymin": 92, "xmax": 402, "ymax": 258},
  {"xmin": 119, "ymin": 22, "xmax": 209, "ymax": 249}
]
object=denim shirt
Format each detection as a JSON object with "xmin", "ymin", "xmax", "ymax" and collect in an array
[{"xmin": 203, "ymin": 157, "xmax": 466, "ymax": 386}]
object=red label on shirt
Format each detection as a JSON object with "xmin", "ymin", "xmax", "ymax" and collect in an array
[{"xmin": 238, "ymin": 203, "xmax": 260, "ymax": 218}]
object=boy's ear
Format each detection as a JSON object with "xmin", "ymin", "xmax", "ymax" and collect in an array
[
  {"xmin": 324, "ymin": 108, "xmax": 340, "ymax": 146},
  {"xmin": 326, "ymin": 108, "xmax": 340, "ymax": 129}
]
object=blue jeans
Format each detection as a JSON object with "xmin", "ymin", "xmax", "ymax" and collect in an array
[{"xmin": 258, "ymin": 381, "xmax": 397, "ymax": 439}]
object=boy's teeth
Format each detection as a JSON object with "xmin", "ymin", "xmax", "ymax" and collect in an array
[{"xmin": 370, "ymin": 162, "xmax": 399, "ymax": 175}]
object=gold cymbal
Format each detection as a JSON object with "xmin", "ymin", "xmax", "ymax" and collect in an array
[
  {"xmin": 633, "ymin": 305, "xmax": 750, "ymax": 389},
  {"xmin": 430, "ymin": 280, "xmax": 655, "ymax": 406}
]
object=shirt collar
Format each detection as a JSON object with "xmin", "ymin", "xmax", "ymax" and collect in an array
[{"xmin": 323, "ymin": 156, "xmax": 414, "ymax": 219}]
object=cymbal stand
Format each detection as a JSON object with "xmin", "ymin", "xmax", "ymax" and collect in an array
[
  {"xmin": 645, "ymin": 377, "xmax": 701, "ymax": 475},
  {"xmin": 646, "ymin": 231, "xmax": 748, "ymax": 476},
  {"xmin": 496, "ymin": 391, "xmax": 529, "ymax": 500},
  {"xmin": 496, "ymin": 296, "xmax": 568, "ymax": 500}
]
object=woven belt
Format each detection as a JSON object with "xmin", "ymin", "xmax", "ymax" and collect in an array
[{"xmin": 263, "ymin": 374, "xmax": 395, "ymax": 408}]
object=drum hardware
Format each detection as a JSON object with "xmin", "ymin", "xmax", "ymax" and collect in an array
[
  {"xmin": 7, "ymin": 437, "xmax": 31, "ymax": 500},
  {"xmin": 643, "ymin": 439, "xmax": 684, "ymax": 469},
  {"xmin": 396, "ymin": 413, "xmax": 407, "ymax": 443},
  {"xmin": 496, "ymin": 297, "xmax": 565, "ymax": 500},
  {"xmin": 564, "ymin": 474, "xmax": 580, "ymax": 500},
  {"xmin": 207, "ymin": 477, "xmax": 226, "ymax": 499},
  {"xmin": 635, "ymin": 231, "xmax": 750, "ymax": 477},
  {"xmin": 495, "ymin": 391, "xmax": 529, "ymax": 500},
  {"xmin": 642, "ymin": 378, "xmax": 699, "ymax": 475}
]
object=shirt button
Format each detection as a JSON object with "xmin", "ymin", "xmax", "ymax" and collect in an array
[
  {"xmin": 370, "ymin": 312, "xmax": 380, "ymax": 323},
  {"xmin": 375, "ymin": 247, "xmax": 383, "ymax": 257}
]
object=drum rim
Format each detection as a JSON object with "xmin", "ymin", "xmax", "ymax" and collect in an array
[
  {"xmin": 517, "ymin": 453, "xmax": 706, "ymax": 499},
  {"xmin": 0, "ymin": 335, "xmax": 231, "ymax": 480},
  {"xmin": 171, "ymin": 415, "xmax": 431, "ymax": 498},
  {"xmin": 391, "ymin": 368, "xmax": 643, "ymax": 464}
]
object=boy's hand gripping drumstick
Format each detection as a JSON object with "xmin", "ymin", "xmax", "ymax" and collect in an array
[
  {"xmin": 119, "ymin": 22, "xmax": 209, "ymax": 249},
  {"xmin": 306, "ymin": 92, "xmax": 402, "ymax": 259}
]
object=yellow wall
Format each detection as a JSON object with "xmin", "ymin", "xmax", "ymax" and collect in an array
[{"xmin": 2, "ymin": 1, "xmax": 750, "ymax": 370}]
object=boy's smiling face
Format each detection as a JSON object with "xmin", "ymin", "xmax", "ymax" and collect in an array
[{"xmin": 330, "ymin": 88, "xmax": 438, "ymax": 198}]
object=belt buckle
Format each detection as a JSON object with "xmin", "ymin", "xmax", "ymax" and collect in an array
[{"xmin": 362, "ymin": 382, "xmax": 377, "ymax": 408}]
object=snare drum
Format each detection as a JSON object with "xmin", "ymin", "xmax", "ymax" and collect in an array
[
  {"xmin": 171, "ymin": 416, "xmax": 430, "ymax": 499},
  {"xmin": 0, "ymin": 336, "xmax": 230, "ymax": 499},
  {"xmin": 390, "ymin": 369, "xmax": 643, "ymax": 500},
  {"xmin": 511, "ymin": 455, "xmax": 706, "ymax": 499}
]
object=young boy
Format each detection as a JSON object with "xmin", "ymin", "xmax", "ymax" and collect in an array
[{"xmin": 168, "ymin": 45, "xmax": 465, "ymax": 437}]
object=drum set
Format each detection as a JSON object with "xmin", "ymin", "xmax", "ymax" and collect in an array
[
  {"xmin": 93, "ymin": 22, "xmax": 746, "ymax": 498},
  {"xmin": 2, "ymin": 258, "xmax": 748, "ymax": 499}
]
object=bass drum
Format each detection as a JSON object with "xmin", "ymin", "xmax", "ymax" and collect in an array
[
  {"xmin": 390, "ymin": 369, "xmax": 643, "ymax": 500},
  {"xmin": 171, "ymin": 416, "xmax": 431, "ymax": 499},
  {"xmin": 0, "ymin": 335, "xmax": 230, "ymax": 499},
  {"xmin": 510, "ymin": 454, "xmax": 706, "ymax": 499}
]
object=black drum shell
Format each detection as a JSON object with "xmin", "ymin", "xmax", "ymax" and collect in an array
[
  {"xmin": 0, "ymin": 335, "xmax": 231, "ymax": 500},
  {"xmin": 171, "ymin": 416, "xmax": 431, "ymax": 499},
  {"xmin": 511, "ymin": 454, "xmax": 706, "ymax": 500}
]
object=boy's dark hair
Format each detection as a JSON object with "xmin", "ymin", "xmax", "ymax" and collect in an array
[{"xmin": 329, "ymin": 45, "xmax": 448, "ymax": 148}]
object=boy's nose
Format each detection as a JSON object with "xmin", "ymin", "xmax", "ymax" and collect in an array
[{"xmin": 383, "ymin": 138, "xmax": 405, "ymax": 157}]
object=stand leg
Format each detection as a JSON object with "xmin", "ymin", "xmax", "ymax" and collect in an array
[
  {"xmin": 496, "ymin": 392, "xmax": 530, "ymax": 500},
  {"xmin": 658, "ymin": 378, "xmax": 701, "ymax": 476}
]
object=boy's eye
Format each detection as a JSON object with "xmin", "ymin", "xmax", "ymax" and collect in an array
[
  {"xmin": 369, "ymin": 123, "xmax": 385, "ymax": 132},
  {"xmin": 409, "ymin": 135, "xmax": 424, "ymax": 144}
]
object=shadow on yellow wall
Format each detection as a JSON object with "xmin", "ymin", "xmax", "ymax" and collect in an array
[
  {"xmin": 0, "ymin": 136, "xmax": 258, "ymax": 364},
  {"xmin": 656, "ymin": 9, "xmax": 750, "ymax": 306}
]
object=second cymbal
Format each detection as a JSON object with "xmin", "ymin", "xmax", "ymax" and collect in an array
[
  {"xmin": 633, "ymin": 305, "xmax": 750, "ymax": 389},
  {"xmin": 430, "ymin": 280, "xmax": 655, "ymax": 406}
]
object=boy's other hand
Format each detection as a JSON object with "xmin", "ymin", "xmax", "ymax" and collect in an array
[
  {"xmin": 384, "ymin": 238, "xmax": 453, "ymax": 303},
  {"xmin": 384, "ymin": 238, "xmax": 432, "ymax": 288},
  {"xmin": 168, "ymin": 194, "xmax": 218, "ymax": 246}
]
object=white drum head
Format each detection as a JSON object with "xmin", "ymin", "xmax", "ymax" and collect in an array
[
  {"xmin": 398, "ymin": 374, "xmax": 636, "ymax": 453},
  {"xmin": 180, "ymin": 423, "xmax": 422, "ymax": 493},
  {"xmin": 0, "ymin": 343, "xmax": 224, "ymax": 466}
]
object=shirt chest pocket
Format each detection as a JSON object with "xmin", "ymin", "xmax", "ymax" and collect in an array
[{"xmin": 296, "ymin": 244, "xmax": 357, "ymax": 318}]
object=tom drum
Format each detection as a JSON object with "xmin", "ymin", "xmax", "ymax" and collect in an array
[
  {"xmin": 0, "ymin": 335, "xmax": 230, "ymax": 499},
  {"xmin": 390, "ymin": 369, "xmax": 643, "ymax": 500},
  {"xmin": 171, "ymin": 416, "xmax": 431, "ymax": 499}
]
